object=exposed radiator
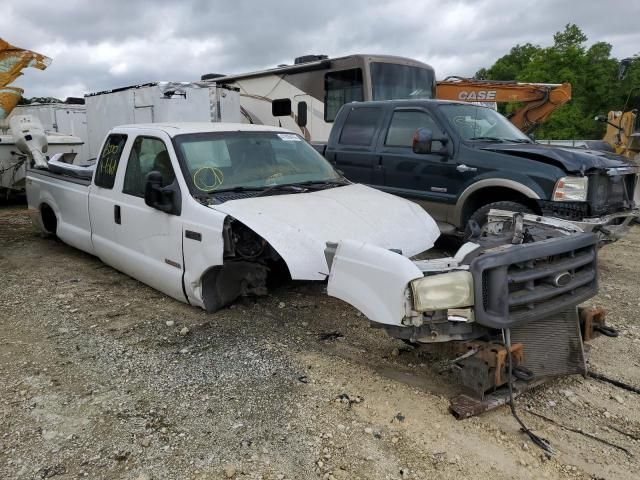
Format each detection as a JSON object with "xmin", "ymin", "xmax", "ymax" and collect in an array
[{"xmin": 510, "ymin": 307, "xmax": 586, "ymax": 378}]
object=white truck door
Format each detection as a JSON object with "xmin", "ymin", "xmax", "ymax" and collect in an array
[
  {"xmin": 90, "ymin": 133, "xmax": 131, "ymax": 267},
  {"xmin": 112, "ymin": 134, "xmax": 186, "ymax": 302}
]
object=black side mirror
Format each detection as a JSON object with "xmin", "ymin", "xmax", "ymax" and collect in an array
[
  {"xmin": 144, "ymin": 171, "xmax": 180, "ymax": 215},
  {"xmin": 412, "ymin": 128, "xmax": 433, "ymax": 154}
]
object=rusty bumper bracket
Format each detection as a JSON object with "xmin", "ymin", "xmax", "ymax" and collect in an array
[
  {"xmin": 579, "ymin": 306, "xmax": 618, "ymax": 341},
  {"xmin": 450, "ymin": 378, "xmax": 547, "ymax": 419}
]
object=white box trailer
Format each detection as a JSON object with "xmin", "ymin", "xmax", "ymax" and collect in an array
[{"xmin": 85, "ymin": 82, "xmax": 240, "ymax": 159}]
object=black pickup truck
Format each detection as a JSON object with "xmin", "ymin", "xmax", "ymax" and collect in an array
[{"xmin": 314, "ymin": 100, "xmax": 639, "ymax": 240}]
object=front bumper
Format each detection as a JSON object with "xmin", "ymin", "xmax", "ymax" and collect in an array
[
  {"xmin": 493, "ymin": 207, "xmax": 639, "ymax": 243},
  {"xmin": 572, "ymin": 209, "xmax": 639, "ymax": 242}
]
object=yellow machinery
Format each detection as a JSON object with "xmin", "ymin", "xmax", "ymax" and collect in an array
[
  {"xmin": 436, "ymin": 77, "xmax": 572, "ymax": 134},
  {"xmin": 596, "ymin": 59, "xmax": 639, "ymax": 160},
  {"xmin": 0, "ymin": 38, "xmax": 51, "ymax": 119}
]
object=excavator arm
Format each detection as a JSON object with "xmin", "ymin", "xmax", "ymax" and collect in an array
[
  {"xmin": 436, "ymin": 77, "xmax": 572, "ymax": 133},
  {"xmin": 0, "ymin": 38, "xmax": 51, "ymax": 119}
]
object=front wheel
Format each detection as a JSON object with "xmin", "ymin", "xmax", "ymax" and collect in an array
[{"xmin": 464, "ymin": 201, "xmax": 532, "ymax": 239}]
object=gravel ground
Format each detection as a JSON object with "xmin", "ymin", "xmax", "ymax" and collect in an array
[{"xmin": 1, "ymin": 202, "xmax": 639, "ymax": 480}]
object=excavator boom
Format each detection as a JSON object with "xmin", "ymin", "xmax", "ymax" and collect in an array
[
  {"xmin": 0, "ymin": 38, "xmax": 51, "ymax": 119},
  {"xmin": 436, "ymin": 77, "xmax": 572, "ymax": 133}
]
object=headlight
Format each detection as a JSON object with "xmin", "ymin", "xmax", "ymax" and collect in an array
[
  {"xmin": 410, "ymin": 271, "xmax": 474, "ymax": 312},
  {"xmin": 552, "ymin": 176, "xmax": 588, "ymax": 202}
]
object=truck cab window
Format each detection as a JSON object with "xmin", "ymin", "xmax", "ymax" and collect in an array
[
  {"xmin": 339, "ymin": 107, "xmax": 382, "ymax": 146},
  {"xmin": 385, "ymin": 110, "xmax": 444, "ymax": 149},
  {"xmin": 94, "ymin": 134, "xmax": 127, "ymax": 189},
  {"xmin": 324, "ymin": 69, "xmax": 364, "ymax": 122},
  {"xmin": 123, "ymin": 136, "xmax": 175, "ymax": 197}
]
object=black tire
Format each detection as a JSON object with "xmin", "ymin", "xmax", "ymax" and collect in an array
[{"xmin": 464, "ymin": 201, "xmax": 532, "ymax": 239}]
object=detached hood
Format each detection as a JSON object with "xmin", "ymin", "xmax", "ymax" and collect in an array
[
  {"xmin": 481, "ymin": 143, "xmax": 633, "ymax": 173},
  {"xmin": 210, "ymin": 184, "xmax": 439, "ymax": 281}
]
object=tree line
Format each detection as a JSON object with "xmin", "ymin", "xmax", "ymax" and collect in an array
[{"xmin": 475, "ymin": 24, "xmax": 640, "ymax": 140}]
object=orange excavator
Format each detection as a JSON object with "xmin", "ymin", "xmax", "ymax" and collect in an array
[
  {"xmin": 0, "ymin": 38, "xmax": 51, "ymax": 119},
  {"xmin": 436, "ymin": 76, "xmax": 572, "ymax": 134}
]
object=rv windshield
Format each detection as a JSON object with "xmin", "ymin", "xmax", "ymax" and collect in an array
[
  {"xmin": 174, "ymin": 131, "xmax": 342, "ymax": 195},
  {"xmin": 370, "ymin": 62, "xmax": 435, "ymax": 100},
  {"xmin": 439, "ymin": 103, "xmax": 531, "ymax": 142}
]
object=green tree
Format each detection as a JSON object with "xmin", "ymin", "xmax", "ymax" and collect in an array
[{"xmin": 475, "ymin": 24, "xmax": 637, "ymax": 140}]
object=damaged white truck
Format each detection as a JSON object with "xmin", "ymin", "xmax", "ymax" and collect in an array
[{"xmin": 26, "ymin": 122, "xmax": 615, "ymax": 417}]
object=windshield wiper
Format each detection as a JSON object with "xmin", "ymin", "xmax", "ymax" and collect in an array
[
  {"xmin": 212, "ymin": 186, "xmax": 266, "ymax": 193},
  {"xmin": 252, "ymin": 184, "xmax": 309, "ymax": 198},
  {"xmin": 469, "ymin": 136, "xmax": 506, "ymax": 142},
  {"xmin": 505, "ymin": 138, "xmax": 533, "ymax": 144},
  {"xmin": 252, "ymin": 179, "xmax": 350, "ymax": 198}
]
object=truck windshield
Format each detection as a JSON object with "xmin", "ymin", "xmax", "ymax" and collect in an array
[
  {"xmin": 174, "ymin": 131, "xmax": 342, "ymax": 194},
  {"xmin": 439, "ymin": 103, "xmax": 531, "ymax": 142},
  {"xmin": 370, "ymin": 62, "xmax": 435, "ymax": 101}
]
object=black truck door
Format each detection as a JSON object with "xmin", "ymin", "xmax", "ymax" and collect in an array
[
  {"xmin": 330, "ymin": 106, "xmax": 385, "ymax": 185},
  {"xmin": 377, "ymin": 108, "xmax": 462, "ymax": 218}
]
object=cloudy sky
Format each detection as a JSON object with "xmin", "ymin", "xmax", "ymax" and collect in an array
[{"xmin": 3, "ymin": 0, "xmax": 639, "ymax": 99}]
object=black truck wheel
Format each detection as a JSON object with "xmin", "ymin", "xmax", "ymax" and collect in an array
[{"xmin": 464, "ymin": 201, "xmax": 532, "ymax": 239}]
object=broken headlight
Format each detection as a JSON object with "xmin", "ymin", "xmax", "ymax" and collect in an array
[
  {"xmin": 552, "ymin": 176, "xmax": 588, "ymax": 202},
  {"xmin": 410, "ymin": 271, "xmax": 474, "ymax": 312}
]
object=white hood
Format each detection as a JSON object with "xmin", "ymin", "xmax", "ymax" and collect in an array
[{"xmin": 210, "ymin": 184, "xmax": 439, "ymax": 280}]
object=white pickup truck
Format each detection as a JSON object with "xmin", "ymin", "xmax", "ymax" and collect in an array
[
  {"xmin": 26, "ymin": 122, "xmax": 439, "ymax": 312},
  {"xmin": 26, "ymin": 122, "xmax": 610, "ymax": 410}
]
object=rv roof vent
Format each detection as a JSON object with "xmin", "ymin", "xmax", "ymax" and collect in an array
[
  {"xmin": 294, "ymin": 55, "xmax": 328, "ymax": 65},
  {"xmin": 201, "ymin": 73, "xmax": 226, "ymax": 81}
]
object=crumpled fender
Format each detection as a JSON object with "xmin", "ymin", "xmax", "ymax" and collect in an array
[{"xmin": 210, "ymin": 184, "xmax": 439, "ymax": 280}]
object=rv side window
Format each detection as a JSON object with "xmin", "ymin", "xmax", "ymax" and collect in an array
[
  {"xmin": 272, "ymin": 98, "xmax": 292, "ymax": 117},
  {"xmin": 324, "ymin": 68, "xmax": 364, "ymax": 122},
  {"xmin": 297, "ymin": 101, "xmax": 308, "ymax": 127},
  {"xmin": 339, "ymin": 107, "xmax": 381, "ymax": 146},
  {"xmin": 94, "ymin": 134, "xmax": 128, "ymax": 189}
]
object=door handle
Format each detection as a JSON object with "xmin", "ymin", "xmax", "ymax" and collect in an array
[
  {"xmin": 114, "ymin": 205, "xmax": 121, "ymax": 225},
  {"xmin": 456, "ymin": 164, "xmax": 477, "ymax": 173}
]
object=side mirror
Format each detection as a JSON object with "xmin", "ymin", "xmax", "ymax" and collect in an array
[
  {"xmin": 412, "ymin": 128, "xmax": 433, "ymax": 154},
  {"xmin": 144, "ymin": 171, "xmax": 180, "ymax": 214},
  {"xmin": 594, "ymin": 115, "xmax": 607, "ymax": 123}
]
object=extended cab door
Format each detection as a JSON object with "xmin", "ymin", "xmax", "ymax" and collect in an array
[
  {"xmin": 376, "ymin": 107, "xmax": 460, "ymax": 223},
  {"xmin": 328, "ymin": 106, "xmax": 385, "ymax": 185},
  {"xmin": 89, "ymin": 131, "xmax": 186, "ymax": 302}
]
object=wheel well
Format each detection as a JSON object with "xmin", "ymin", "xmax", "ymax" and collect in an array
[
  {"xmin": 40, "ymin": 203, "xmax": 57, "ymax": 234},
  {"xmin": 460, "ymin": 187, "xmax": 541, "ymax": 226}
]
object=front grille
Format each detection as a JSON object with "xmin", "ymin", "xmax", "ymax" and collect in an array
[
  {"xmin": 588, "ymin": 173, "xmax": 636, "ymax": 215},
  {"xmin": 539, "ymin": 200, "xmax": 590, "ymax": 220},
  {"xmin": 471, "ymin": 233, "xmax": 598, "ymax": 329}
]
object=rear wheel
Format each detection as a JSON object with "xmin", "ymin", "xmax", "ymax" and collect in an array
[
  {"xmin": 40, "ymin": 204, "xmax": 58, "ymax": 237},
  {"xmin": 464, "ymin": 201, "xmax": 532, "ymax": 239}
]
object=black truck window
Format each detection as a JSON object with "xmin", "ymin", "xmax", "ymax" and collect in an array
[
  {"xmin": 123, "ymin": 136, "xmax": 174, "ymax": 197},
  {"xmin": 385, "ymin": 110, "xmax": 443, "ymax": 149},
  {"xmin": 339, "ymin": 107, "xmax": 382, "ymax": 146},
  {"xmin": 324, "ymin": 68, "xmax": 364, "ymax": 122},
  {"xmin": 94, "ymin": 134, "xmax": 128, "ymax": 189}
]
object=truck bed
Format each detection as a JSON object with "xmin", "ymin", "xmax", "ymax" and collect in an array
[{"xmin": 27, "ymin": 168, "xmax": 93, "ymax": 254}]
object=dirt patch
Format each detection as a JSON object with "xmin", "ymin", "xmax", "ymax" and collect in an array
[{"xmin": 1, "ymin": 203, "xmax": 639, "ymax": 479}]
